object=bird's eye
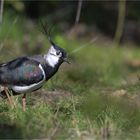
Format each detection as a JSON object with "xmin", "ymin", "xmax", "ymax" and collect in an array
[{"xmin": 56, "ymin": 51, "xmax": 61, "ymax": 55}]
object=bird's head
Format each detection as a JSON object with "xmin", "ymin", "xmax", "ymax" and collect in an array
[
  {"xmin": 47, "ymin": 42, "xmax": 69, "ymax": 67},
  {"xmin": 40, "ymin": 21, "xmax": 69, "ymax": 67}
]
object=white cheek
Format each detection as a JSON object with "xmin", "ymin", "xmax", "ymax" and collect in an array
[
  {"xmin": 46, "ymin": 54, "xmax": 59, "ymax": 67},
  {"xmin": 49, "ymin": 46, "xmax": 56, "ymax": 54}
]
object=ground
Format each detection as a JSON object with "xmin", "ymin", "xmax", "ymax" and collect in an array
[{"xmin": 0, "ymin": 14, "xmax": 140, "ymax": 139}]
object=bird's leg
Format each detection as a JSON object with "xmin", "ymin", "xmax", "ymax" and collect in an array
[
  {"xmin": 4, "ymin": 87, "xmax": 16, "ymax": 109},
  {"xmin": 22, "ymin": 94, "xmax": 26, "ymax": 111}
]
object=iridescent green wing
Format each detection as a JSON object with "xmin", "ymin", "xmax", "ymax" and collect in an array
[{"xmin": 0, "ymin": 57, "xmax": 44, "ymax": 86}]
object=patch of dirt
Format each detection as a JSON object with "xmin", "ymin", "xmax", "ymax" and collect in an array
[
  {"xmin": 111, "ymin": 89, "xmax": 127, "ymax": 97},
  {"xmin": 126, "ymin": 59, "xmax": 140, "ymax": 69},
  {"xmin": 31, "ymin": 89, "xmax": 72, "ymax": 105},
  {"xmin": 108, "ymin": 89, "xmax": 140, "ymax": 107}
]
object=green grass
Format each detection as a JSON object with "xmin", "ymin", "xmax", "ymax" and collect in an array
[{"xmin": 0, "ymin": 13, "xmax": 140, "ymax": 139}]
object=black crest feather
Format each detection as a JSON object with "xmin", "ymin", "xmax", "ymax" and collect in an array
[{"xmin": 40, "ymin": 20, "xmax": 55, "ymax": 46}]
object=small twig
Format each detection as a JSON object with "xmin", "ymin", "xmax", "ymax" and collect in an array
[
  {"xmin": 0, "ymin": 0, "xmax": 4, "ymax": 24},
  {"xmin": 113, "ymin": 0, "xmax": 126, "ymax": 47},
  {"xmin": 67, "ymin": 0, "xmax": 83, "ymax": 38},
  {"xmin": 75, "ymin": 0, "xmax": 83, "ymax": 25},
  {"xmin": 70, "ymin": 37, "xmax": 98, "ymax": 54}
]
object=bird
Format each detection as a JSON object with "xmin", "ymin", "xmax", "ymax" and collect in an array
[{"xmin": 0, "ymin": 22, "xmax": 69, "ymax": 111}]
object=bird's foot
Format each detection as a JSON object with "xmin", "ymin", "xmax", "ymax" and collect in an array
[
  {"xmin": 4, "ymin": 87, "xmax": 16, "ymax": 109},
  {"xmin": 22, "ymin": 94, "xmax": 26, "ymax": 111}
]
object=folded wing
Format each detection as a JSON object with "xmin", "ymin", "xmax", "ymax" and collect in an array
[{"xmin": 0, "ymin": 57, "xmax": 45, "ymax": 86}]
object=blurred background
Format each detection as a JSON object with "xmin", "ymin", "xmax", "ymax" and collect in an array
[
  {"xmin": 1, "ymin": 0, "xmax": 140, "ymax": 45},
  {"xmin": 0, "ymin": 0, "xmax": 140, "ymax": 139}
]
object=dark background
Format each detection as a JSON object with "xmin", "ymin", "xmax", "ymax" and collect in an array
[{"xmin": 4, "ymin": 0, "xmax": 140, "ymax": 44}]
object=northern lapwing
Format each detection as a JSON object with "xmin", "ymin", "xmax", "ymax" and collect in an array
[{"xmin": 0, "ymin": 23, "xmax": 69, "ymax": 111}]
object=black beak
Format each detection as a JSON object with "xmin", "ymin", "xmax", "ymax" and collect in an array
[{"xmin": 64, "ymin": 57, "xmax": 70, "ymax": 64}]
